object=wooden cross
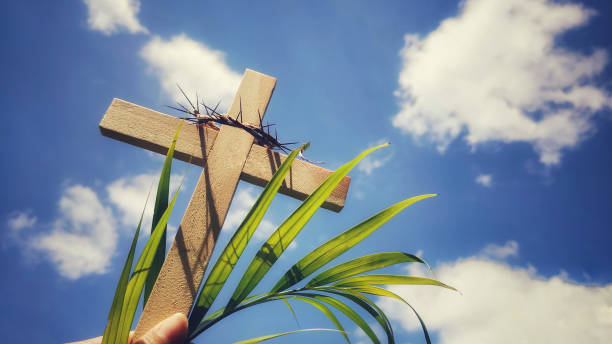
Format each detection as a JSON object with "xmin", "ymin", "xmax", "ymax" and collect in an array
[{"xmin": 98, "ymin": 69, "xmax": 350, "ymax": 338}]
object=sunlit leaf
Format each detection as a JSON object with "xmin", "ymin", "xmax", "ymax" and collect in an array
[
  {"xmin": 227, "ymin": 143, "xmax": 389, "ymax": 311},
  {"xmin": 144, "ymin": 123, "xmax": 183, "ymax": 306},
  {"xmin": 332, "ymin": 274, "xmax": 456, "ymax": 291},
  {"xmin": 298, "ymin": 292, "xmax": 380, "ymax": 344},
  {"xmin": 272, "ymin": 194, "xmax": 436, "ymax": 292},
  {"xmin": 279, "ymin": 296, "xmax": 300, "ymax": 328},
  {"xmin": 114, "ymin": 176, "xmax": 184, "ymax": 344},
  {"xmin": 349, "ymin": 285, "xmax": 432, "ymax": 344},
  {"xmin": 307, "ymin": 252, "xmax": 430, "ymax": 288},
  {"xmin": 289, "ymin": 295, "xmax": 350, "ymax": 343},
  {"xmin": 319, "ymin": 288, "xmax": 394, "ymax": 344},
  {"xmin": 189, "ymin": 143, "xmax": 308, "ymax": 329},
  {"xmin": 101, "ymin": 185, "xmax": 152, "ymax": 344}
]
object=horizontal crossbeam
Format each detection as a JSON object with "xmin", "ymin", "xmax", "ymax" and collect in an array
[{"xmin": 99, "ymin": 98, "xmax": 349, "ymax": 212}]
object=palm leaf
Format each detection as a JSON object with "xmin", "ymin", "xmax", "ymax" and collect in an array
[
  {"xmin": 226, "ymin": 143, "xmax": 389, "ymax": 311},
  {"xmin": 189, "ymin": 143, "xmax": 309, "ymax": 328},
  {"xmin": 114, "ymin": 175, "xmax": 184, "ymax": 344},
  {"xmin": 272, "ymin": 194, "xmax": 436, "ymax": 292},
  {"xmin": 332, "ymin": 274, "xmax": 456, "ymax": 291},
  {"xmin": 233, "ymin": 329, "xmax": 343, "ymax": 344},
  {"xmin": 349, "ymin": 286, "xmax": 432, "ymax": 344},
  {"xmin": 298, "ymin": 292, "xmax": 380, "ymax": 344},
  {"xmin": 288, "ymin": 295, "xmax": 350, "ymax": 343},
  {"xmin": 144, "ymin": 123, "xmax": 183, "ymax": 305},
  {"xmin": 307, "ymin": 252, "xmax": 430, "ymax": 288},
  {"xmin": 319, "ymin": 288, "xmax": 394, "ymax": 344},
  {"xmin": 279, "ymin": 296, "xmax": 300, "ymax": 327},
  {"xmin": 101, "ymin": 186, "xmax": 152, "ymax": 344}
]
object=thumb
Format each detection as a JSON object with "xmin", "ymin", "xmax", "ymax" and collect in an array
[{"xmin": 133, "ymin": 313, "xmax": 188, "ymax": 344}]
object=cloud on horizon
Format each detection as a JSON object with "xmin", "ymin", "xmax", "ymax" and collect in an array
[
  {"xmin": 140, "ymin": 34, "xmax": 242, "ymax": 111},
  {"xmin": 393, "ymin": 0, "xmax": 611, "ymax": 165},
  {"xmin": 379, "ymin": 241, "xmax": 612, "ymax": 343},
  {"xmin": 83, "ymin": 0, "xmax": 148, "ymax": 35},
  {"xmin": 30, "ymin": 185, "xmax": 117, "ymax": 279}
]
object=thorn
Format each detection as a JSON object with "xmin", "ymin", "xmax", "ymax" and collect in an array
[
  {"xmin": 239, "ymin": 97, "xmax": 243, "ymax": 122},
  {"xmin": 177, "ymin": 84, "xmax": 196, "ymax": 112},
  {"xmin": 212, "ymin": 99, "xmax": 222, "ymax": 116},
  {"xmin": 166, "ymin": 105, "xmax": 191, "ymax": 115},
  {"xmin": 196, "ymin": 91, "xmax": 200, "ymax": 114},
  {"xmin": 177, "ymin": 102, "xmax": 191, "ymax": 113}
]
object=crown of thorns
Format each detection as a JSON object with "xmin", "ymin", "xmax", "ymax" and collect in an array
[
  {"xmin": 168, "ymin": 85, "xmax": 321, "ymax": 164},
  {"xmin": 168, "ymin": 85, "xmax": 298, "ymax": 154}
]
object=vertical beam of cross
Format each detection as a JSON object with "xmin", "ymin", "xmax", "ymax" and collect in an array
[{"xmin": 133, "ymin": 70, "xmax": 276, "ymax": 338}]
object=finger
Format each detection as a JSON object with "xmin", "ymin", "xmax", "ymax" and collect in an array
[{"xmin": 132, "ymin": 313, "xmax": 188, "ymax": 344}]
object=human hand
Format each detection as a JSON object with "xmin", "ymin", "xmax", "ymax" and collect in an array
[{"xmin": 68, "ymin": 313, "xmax": 188, "ymax": 344}]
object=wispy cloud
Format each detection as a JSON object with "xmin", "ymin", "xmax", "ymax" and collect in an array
[
  {"xmin": 479, "ymin": 240, "xmax": 518, "ymax": 260},
  {"xmin": 140, "ymin": 34, "xmax": 242, "ymax": 111},
  {"xmin": 393, "ymin": 0, "xmax": 611, "ymax": 165},
  {"xmin": 106, "ymin": 173, "xmax": 181, "ymax": 233},
  {"xmin": 379, "ymin": 242, "xmax": 612, "ymax": 343},
  {"xmin": 83, "ymin": 0, "xmax": 148, "ymax": 35},
  {"xmin": 30, "ymin": 185, "xmax": 117, "ymax": 280},
  {"xmin": 7, "ymin": 211, "xmax": 37, "ymax": 231},
  {"xmin": 475, "ymin": 174, "xmax": 493, "ymax": 187}
]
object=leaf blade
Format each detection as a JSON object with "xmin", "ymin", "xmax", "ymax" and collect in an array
[
  {"xmin": 303, "ymin": 293, "xmax": 380, "ymax": 344},
  {"xmin": 114, "ymin": 176, "xmax": 184, "ymax": 344},
  {"xmin": 349, "ymin": 286, "xmax": 432, "ymax": 344},
  {"xmin": 144, "ymin": 123, "xmax": 182, "ymax": 306},
  {"xmin": 272, "ymin": 194, "xmax": 436, "ymax": 292},
  {"xmin": 332, "ymin": 274, "xmax": 456, "ymax": 291},
  {"xmin": 321, "ymin": 288, "xmax": 394, "ymax": 344},
  {"xmin": 101, "ymin": 186, "xmax": 152, "ymax": 344},
  {"xmin": 189, "ymin": 144, "xmax": 308, "ymax": 328},
  {"xmin": 289, "ymin": 296, "xmax": 350, "ymax": 343},
  {"xmin": 307, "ymin": 252, "xmax": 430, "ymax": 287},
  {"xmin": 227, "ymin": 144, "xmax": 389, "ymax": 311}
]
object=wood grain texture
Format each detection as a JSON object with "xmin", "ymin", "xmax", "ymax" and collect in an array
[
  {"xmin": 134, "ymin": 70, "xmax": 277, "ymax": 338},
  {"xmin": 100, "ymin": 99, "xmax": 349, "ymax": 212}
]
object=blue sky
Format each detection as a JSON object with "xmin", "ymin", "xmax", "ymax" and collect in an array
[{"xmin": 2, "ymin": 0, "xmax": 612, "ymax": 343}]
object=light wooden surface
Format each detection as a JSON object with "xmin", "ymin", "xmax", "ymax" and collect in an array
[
  {"xmin": 133, "ymin": 70, "xmax": 277, "ymax": 338},
  {"xmin": 100, "ymin": 99, "xmax": 349, "ymax": 212}
]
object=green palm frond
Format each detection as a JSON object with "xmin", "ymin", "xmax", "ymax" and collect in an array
[{"xmin": 104, "ymin": 138, "xmax": 455, "ymax": 344}]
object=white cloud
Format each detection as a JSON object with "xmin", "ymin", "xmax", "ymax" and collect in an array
[
  {"xmin": 7, "ymin": 211, "xmax": 37, "ymax": 231},
  {"xmin": 392, "ymin": 0, "xmax": 611, "ymax": 165},
  {"xmin": 140, "ymin": 34, "xmax": 242, "ymax": 111},
  {"xmin": 107, "ymin": 173, "xmax": 155, "ymax": 228},
  {"xmin": 475, "ymin": 174, "xmax": 492, "ymax": 187},
  {"xmin": 106, "ymin": 173, "xmax": 181, "ymax": 233},
  {"xmin": 479, "ymin": 240, "xmax": 518, "ymax": 260},
  {"xmin": 30, "ymin": 185, "xmax": 117, "ymax": 280},
  {"xmin": 379, "ymin": 243, "xmax": 612, "ymax": 343},
  {"xmin": 14, "ymin": 173, "xmax": 183, "ymax": 280},
  {"xmin": 83, "ymin": 0, "xmax": 148, "ymax": 35}
]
